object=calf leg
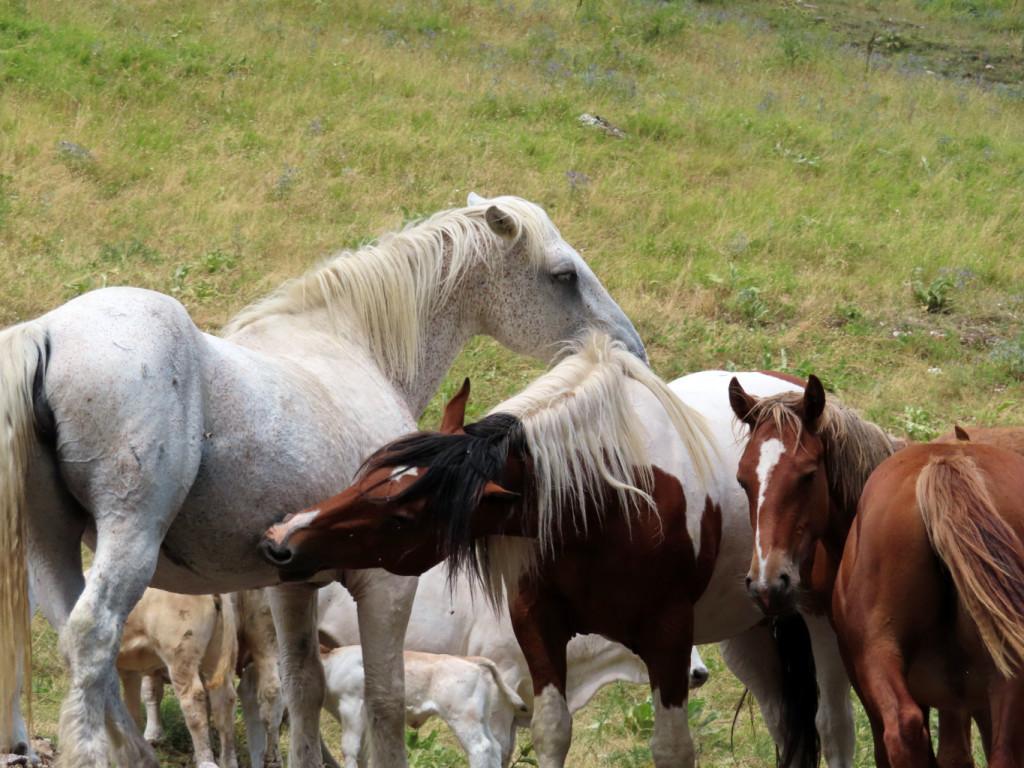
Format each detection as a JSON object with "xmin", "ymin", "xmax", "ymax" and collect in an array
[
  {"xmin": 119, "ymin": 671, "xmax": 144, "ymax": 732},
  {"xmin": 208, "ymin": 681, "xmax": 239, "ymax": 768},
  {"xmin": 141, "ymin": 675, "xmax": 166, "ymax": 744},
  {"xmin": 167, "ymin": 665, "xmax": 217, "ymax": 766},
  {"xmin": 443, "ymin": 692, "xmax": 503, "ymax": 768}
]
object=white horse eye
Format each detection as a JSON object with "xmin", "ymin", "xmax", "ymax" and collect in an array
[{"xmin": 552, "ymin": 270, "xmax": 578, "ymax": 285}]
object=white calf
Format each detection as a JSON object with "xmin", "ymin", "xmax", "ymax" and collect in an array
[
  {"xmin": 322, "ymin": 646, "xmax": 528, "ymax": 768},
  {"xmin": 115, "ymin": 588, "xmax": 238, "ymax": 768}
]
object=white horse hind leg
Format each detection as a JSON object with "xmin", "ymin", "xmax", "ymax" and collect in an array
[
  {"xmin": 348, "ymin": 570, "xmax": 418, "ymax": 768},
  {"xmin": 57, "ymin": 558, "xmax": 159, "ymax": 768},
  {"xmin": 267, "ymin": 583, "xmax": 326, "ymax": 768}
]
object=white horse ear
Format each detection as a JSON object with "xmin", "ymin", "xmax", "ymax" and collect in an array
[
  {"xmin": 467, "ymin": 192, "xmax": 486, "ymax": 206},
  {"xmin": 485, "ymin": 205, "xmax": 519, "ymax": 240}
]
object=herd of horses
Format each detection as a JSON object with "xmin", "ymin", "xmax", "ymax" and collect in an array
[{"xmin": 1, "ymin": 193, "xmax": 1022, "ymax": 768}]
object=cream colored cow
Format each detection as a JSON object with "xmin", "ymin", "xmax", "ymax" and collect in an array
[{"xmin": 116, "ymin": 588, "xmax": 239, "ymax": 768}]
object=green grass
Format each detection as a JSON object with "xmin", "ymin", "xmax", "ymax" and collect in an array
[{"xmin": 5, "ymin": 0, "xmax": 1023, "ymax": 764}]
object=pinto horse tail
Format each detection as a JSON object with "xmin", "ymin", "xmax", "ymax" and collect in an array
[
  {"xmin": 772, "ymin": 613, "xmax": 821, "ymax": 768},
  {"xmin": 0, "ymin": 321, "xmax": 49, "ymax": 747},
  {"xmin": 917, "ymin": 452, "xmax": 1024, "ymax": 678}
]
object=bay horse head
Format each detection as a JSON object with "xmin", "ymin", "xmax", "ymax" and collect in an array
[
  {"xmin": 729, "ymin": 375, "xmax": 828, "ymax": 616},
  {"xmin": 259, "ymin": 379, "xmax": 526, "ymax": 581}
]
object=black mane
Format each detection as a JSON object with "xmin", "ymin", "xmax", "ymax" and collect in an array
[{"xmin": 361, "ymin": 412, "xmax": 528, "ymax": 575}]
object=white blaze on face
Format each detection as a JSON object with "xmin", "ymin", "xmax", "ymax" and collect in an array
[
  {"xmin": 389, "ymin": 466, "xmax": 421, "ymax": 482},
  {"xmin": 754, "ymin": 438, "xmax": 785, "ymax": 580}
]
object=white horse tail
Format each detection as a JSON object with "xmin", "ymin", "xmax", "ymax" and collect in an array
[
  {"xmin": 207, "ymin": 594, "xmax": 239, "ymax": 692},
  {"xmin": 0, "ymin": 321, "xmax": 48, "ymax": 745},
  {"xmin": 474, "ymin": 658, "xmax": 528, "ymax": 713}
]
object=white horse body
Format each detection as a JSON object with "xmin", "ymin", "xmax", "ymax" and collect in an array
[
  {"xmin": 667, "ymin": 370, "xmax": 855, "ymax": 768},
  {"xmin": 0, "ymin": 194, "xmax": 646, "ymax": 768}
]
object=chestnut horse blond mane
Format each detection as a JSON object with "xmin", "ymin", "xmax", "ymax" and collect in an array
[
  {"xmin": 917, "ymin": 452, "xmax": 1024, "ymax": 678},
  {"xmin": 740, "ymin": 390, "xmax": 897, "ymax": 521},
  {"xmin": 490, "ymin": 332, "xmax": 713, "ymax": 556},
  {"xmin": 222, "ymin": 196, "xmax": 552, "ymax": 387}
]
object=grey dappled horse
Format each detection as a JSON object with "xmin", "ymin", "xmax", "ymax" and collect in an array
[{"xmin": 0, "ymin": 193, "xmax": 645, "ymax": 768}]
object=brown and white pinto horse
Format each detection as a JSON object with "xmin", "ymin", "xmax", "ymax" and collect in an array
[
  {"xmin": 263, "ymin": 334, "xmax": 718, "ymax": 767},
  {"xmin": 834, "ymin": 437, "xmax": 1024, "ymax": 768}
]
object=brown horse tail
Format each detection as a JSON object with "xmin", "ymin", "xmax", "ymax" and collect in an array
[
  {"xmin": 917, "ymin": 452, "xmax": 1024, "ymax": 678},
  {"xmin": 0, "ymin": 322, "xmax": 48, "ymax": 746}
]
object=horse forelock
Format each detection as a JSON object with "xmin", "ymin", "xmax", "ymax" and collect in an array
[
  {"xmin": 220, "ymin": 198, "xmax": 553, "ymax": 387},
  {"xmin": 363, "ymin": 413, "xmax": 528, "ymax": 580},
  {"xmin": 489, "ymin": 333, "xmax": 714, "ymax": 556},
  {"xmin": 746, "ymin": 392, "xmax": 896, "ymax": 523}
]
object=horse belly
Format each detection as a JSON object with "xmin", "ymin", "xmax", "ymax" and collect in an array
[{"xmin": 150, "ymin": 338, "xmax": 414, "ymax": 593}]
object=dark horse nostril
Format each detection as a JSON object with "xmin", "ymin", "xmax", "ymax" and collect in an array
[
  {"xmin": 258, "ymin": 537, "xmax": 294, "ymax": 566},
  {"xmin": 745, "ymin": 576, "xmax": 753, "ymax": 589},
  {"xmin": 779, "ymin": 572, "xmax": 791, "ymax": 589},
  {"xmin": 693, "ymin": 668, "xmax": 709, "ymax": 684}
]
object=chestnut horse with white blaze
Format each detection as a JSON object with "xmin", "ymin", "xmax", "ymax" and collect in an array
[
  {"xmin": 834, "ymin": 438, "xmax": 1024, "ymax": 768},
  {"xmin": 0, "ymin": 193, "xmax": 646, "ymax": 768},
  {"xmin": 729, "ymin": 376, "xmax": 1024, "ymax": 767},
  {"xmin": 264, "ymin": 347, "xmax": 850, "ymax": 768}
]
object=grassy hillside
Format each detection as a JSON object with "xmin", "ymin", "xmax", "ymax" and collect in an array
[{"xmin": 3, "ymin": 0, "xmax": 1022, "ymax": 765}]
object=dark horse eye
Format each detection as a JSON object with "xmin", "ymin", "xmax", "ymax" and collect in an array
[{"xmin": 552, "ymin": 270, "xmax": 578, "ymax": 285}]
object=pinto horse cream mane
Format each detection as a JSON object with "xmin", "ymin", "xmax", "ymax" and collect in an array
[
  {"xmin": 738, "ymin": 390, "xmax": 897, "ymax": 523},
  {"xmin": 222, "ymin": 196, "xmax": 552, "ymax": 387},
  {"xmin": 491, "ymin": 332, "xmax": 713, "ymax": 556}
]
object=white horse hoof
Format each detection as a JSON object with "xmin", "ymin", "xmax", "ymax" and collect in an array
[{"xmin": 197, "ymin": 762, "xmax": 219, "ymax": 768}]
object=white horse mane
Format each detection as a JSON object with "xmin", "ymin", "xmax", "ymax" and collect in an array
[
  {"xmin": 221, "ymin": 197, "xmax": 553, "ymax": 387},
  {"xmin": 490, "ymin": 333, "xmax": 713, "ymax": 556}
]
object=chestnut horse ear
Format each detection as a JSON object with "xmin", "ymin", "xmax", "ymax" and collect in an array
[
  {"xmin": 440, "ymin": 378, "xmax": 471, "ymax": 435},
  {"xmin": 482, "ymin": 480, "xmax": 520, "ymax": 504},
  {"xmin": 485, "ymin": 205, "xmax": 519, "ymax": 240},
  {"xmin": 803, "ymin": 374, "xmax": 826, "ymax": 428},
  {"xmin": 728, "ymin": 377, "xmax": 758, "ymax": 428},
  {"xmin": 954, "ymin": 425, "xmax": 971, "ymax": 442}
]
